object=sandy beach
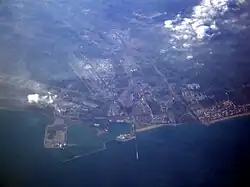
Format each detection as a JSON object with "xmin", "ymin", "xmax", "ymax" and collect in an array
[
  {"xmin": 136, "ymin": 112, "xmax": 250, "ymax": 133},
  {"xmin": 209, "ymin": 112, "xmax": 250, "ymax": 124}
]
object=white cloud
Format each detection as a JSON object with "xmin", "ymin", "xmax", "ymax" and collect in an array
[
  {"xmin": 164, "ymin": 20, "xmax": 173, "ymax": 29},
  {"xmin": 162, "ymin": 0, "xmax": 247, "ymax": 64},
  {"xmin": 164, "ymin": 0, "xmax": 247, "ymax": 42},
  {"xmin": 27, "ymin": 94, "xmax": 39, "ymax": 103},
  {"xmin": 186, "ymin": 55, "xmax": 194, "ymax": 60}
]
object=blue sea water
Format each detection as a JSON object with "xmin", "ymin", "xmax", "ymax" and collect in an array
[{"xmin": 0, "ymin": 109, "xmax": 250, "ymax": 187}]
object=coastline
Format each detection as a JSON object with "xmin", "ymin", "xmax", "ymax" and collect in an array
[
  {"xmin": 136, "ymin": 123, "xmax": 180, "ymax": 133},
  {"xmin": 0, "ymin": 98, "xmax": 55, "ymax": 121},
  {"xmin": 0, "ymin": 105, "xmax": 54, "ymax": 120},
  {"xmin": 209, "ymin": 112, "xmax": 250, "ymax": 124},
  {"xmin": 1, "ymin": 102, "xmax": 250, "ymax": 136},
  {"xmin": 0, "ymin": 106, "xmax": 24, "ymax": 112},
  {"xmin": 135, "ymin": 113, "xmax": 250, "ymax": 133}
]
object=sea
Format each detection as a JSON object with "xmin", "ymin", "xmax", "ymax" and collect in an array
[{"xmin": 0, "ymin": 109, "xmax": 250, "ymax": 187}]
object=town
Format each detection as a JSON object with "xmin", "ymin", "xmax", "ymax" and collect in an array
[{"xmin": 23, "ymin": 59, "xmax": 250, "ymax": 148}]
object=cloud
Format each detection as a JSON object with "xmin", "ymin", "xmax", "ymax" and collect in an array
[
  {"xmin": 162, "ymin": 0, "xmax": 247, "ymax": 61},
  {"xmin": 164, "ymin": 0, "xmax": 246, "ymax": 41},
  {"xmin": 27, "ymin": 94, "xmax": 39, "ymax": 103}
]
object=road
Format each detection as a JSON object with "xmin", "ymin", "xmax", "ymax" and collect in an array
[{"xmin": 152, "ymin": 65, "xmax": 200, "ymax": 123}]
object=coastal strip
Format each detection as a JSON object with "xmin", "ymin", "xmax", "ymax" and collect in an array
[
  {"xmin": 136, "ymin": 123, "xmax": 181, "ymax": 133},
  {"xmin": 0, "ymin": 98, "xmax": 54, "ymax": 120},
  {"xmin": 135, "ymin": 113, "xmax": 250, "ymax": 133},
  {"xmin": 0, "ymin": 98, "xmax": 26, "ymax": 112},
  {"xmin": 0, "ymin": 106, "xmax": 24, "ymax": 112},
  {"xmin": 209, "ymin": 112, "xmax": 250, "ymax": 124}
]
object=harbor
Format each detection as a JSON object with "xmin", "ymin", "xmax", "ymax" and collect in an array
[{"xmin": 116, "ymin": 133, "xmax": 136, "ymax": 142}]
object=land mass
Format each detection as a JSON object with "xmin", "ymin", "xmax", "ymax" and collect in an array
[
  {"xmin": 0, "ymin": 0, "xmax": 249, "ymax": 153},
  {"xmin": 1, "ymin": 94, "xmax": 250, "ymax": 150}
]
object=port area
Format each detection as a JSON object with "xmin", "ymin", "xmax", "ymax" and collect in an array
[
  {"xmin": 115, "ymin": 123, "xmax": 178, "ymax": 142},
  {"xmin": 44, "ymin": 118, "xmax": 67, "ymax": 148},
  {"xmin": 45, "ymin": 122, "xmax": 132, "ymax": 162},
  {"xmin": 116, "ymin": 133, "xmax": 136, "ymax": 142}
]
